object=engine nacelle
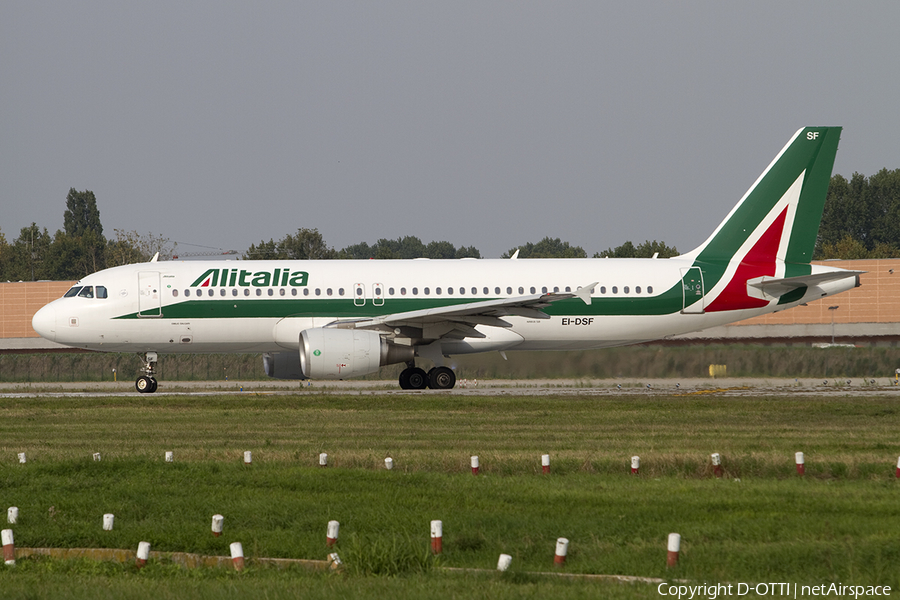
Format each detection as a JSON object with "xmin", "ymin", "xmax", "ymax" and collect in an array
[
  {"xmin": 300, "ymin": 328, "xmax": 414, "ymax": 379},
  {"xmin": 262, "ymin": 351, "xmax": 304, "ymax": 380}
]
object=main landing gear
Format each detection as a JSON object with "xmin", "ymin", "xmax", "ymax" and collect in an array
[
  {"xmin": 398, "ymin": 363, "xmax": 457, "ymax": 390},
  {"xmin": 136, "ymin": 351, "xmax": 159, "ymax": 393}
]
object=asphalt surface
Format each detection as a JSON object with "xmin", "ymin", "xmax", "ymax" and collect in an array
[{"xmin": 1, "ymin": 377, "xmax": 898, "ymax": 398}]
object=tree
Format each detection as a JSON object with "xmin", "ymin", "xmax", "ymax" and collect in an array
[
  {"xmin": 816, "ymin": 170, "xmax": 900, "ymax": 258},
  {"xmin": 107, "ymin": 230, "xmax": 175, "ymax": 266},
  {"xmin": 61, "ymin": 188, "xmax": 107, "ymax": 275},
  {"xmin": 244, "ymin": 228, "xmax": 336, "ymax": 260},
  {"xmin": 595, "ymin": 240, "xmax": 679, "ymax": 258},
  {"xmin": 502, "ymin": 237, "xmax": 587, "ymax": 258}
]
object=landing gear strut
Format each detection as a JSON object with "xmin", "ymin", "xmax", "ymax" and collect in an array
[
  {"xmin": 398, "ymin": 363, "xmax": 456, "ymax": 390},
  {"xmin": 136, "ymin": 351, "xmax": 159, "ymax": 393}
]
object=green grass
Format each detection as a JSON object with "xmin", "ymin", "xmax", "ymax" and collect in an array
[{"xmin": 2, "ymin": 393, "xmax": 900, "ymax": 598}]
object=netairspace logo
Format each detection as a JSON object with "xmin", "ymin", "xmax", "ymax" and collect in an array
[{"xmin": 657, "ymin": 582, "xmax": 892, "ymax": 599}]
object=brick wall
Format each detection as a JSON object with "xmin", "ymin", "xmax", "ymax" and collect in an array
[{"xmin": 0, "ymin": 281, "xmax": 74, "ymax": 338}]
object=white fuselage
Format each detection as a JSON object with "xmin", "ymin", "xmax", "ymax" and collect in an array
[{"xmin": 31, "ymin": 257, "xmax": 857, "ymax": 356}]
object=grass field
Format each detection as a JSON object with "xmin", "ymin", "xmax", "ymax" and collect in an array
[{"xmin": 2, "ymin": 392, "xmax": 899, "ymax": 598}]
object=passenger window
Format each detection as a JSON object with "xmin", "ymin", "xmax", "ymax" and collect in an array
[
  {"xmin": 518, "ymin": 287, "xmax": 524, "ymax": 294},
  {"xmin": 233, "ymin": 289, "xmax": 239, "ymax": 296},
  {"xmin": 64, "ymin": 286, "xmax": 83, "ymax": 298},
  {"xmin": 412, "ymin": 287, "xmax": 418, "ymax": 295},
  {"xmin": 208, "ymin": 289, "xmax": 214, "ymax": 297},
  {"xmin": 424, "ymin": 287, "xmax": 430, "ymax": 295},
  {"xmin": 292, "ymin": 289, "xmax": 297, "ymax": 296},
  {"xmin": 446, "ymin": 287, "xmax": 452, "ymax": 295},
  {"xmin": 542, "ymin": 287, "xmax": 547, "ymax": 294},
  {"xmin": 635, "ymin": 286, "xmax": 641, "ymax": 294},
  {"xmin": 96, "ymin": 286, "xmax": 108, "ymax": 299},
  {"xmin": 495, "ymin": 287, "xmax": 501, "ymax": 295},
  {"xmin": 257, "ymin": 289, "xmax": 263, "ymax": 296},
  {"xmin": 436, "ymin": 287, "xmax": 442, "ymax": 295},
  {"xmin": 268, "ymin": 289, "xmax": 274, "ymax": 296},
  {"xmin": 172, "ymin": 289, "xmax": 179, "ymax": 298},
  {"xmin": 553, "ymin": 286, "xmax": 559, "ymax": 293},
  {"xmin": 400, "ymin": 287, "xmax": 407, "ymax": 295},
  {"xmin": 612, "ymin": 286, "xmax": 618, "ymax": 294},
  {"xmin": 220, "ymin": 289, "xmax": 226, "ymax": 296},
  {"xmin": 184, "ymin": 289, "xmax": 191, "ymax": 297},
  {"xmin": 472, "ymin": 287, "xmax": 478, "ymax": 295},
  {"xmin": 600, "ymin": 286, "xmax": 606, "ymax": 294},
  {"xmin": 280, "ymin": 288, "xmax": 287, "ymax": 296},
  {"xmin": 303, "ymin": 288, "xmax": 309, "ymax": 296},
  {"xmin": 78, "ymin": 286, "xmax": 94, "ymax": 298},
  {"xmin": 506, "ymin": 287, "xmax": 512, "ymax": 295},
  {"xmin": 388, "ymin": 287, "xmax": 395, "ymax": 295},
  {"xmin": 315, "ymin": 289, "xmax": 321, "ymax": 296},
  {"xmin": 530, "ymin": 287, "xmax": 536, "ymax": 294},
  {"xmin": 624, "ymin": 286, "xmax": 630, "ymax": 294},
  {"xmin": 460, "ymin": 287, "xmax": 465, "ymax": 295},
  {"xmin": 565, "ymin": 286, "xmax": 571, "ymax": 293},
  {"xmin": 245, "ymin": 289, "xmax": 251, "ymax": 296},
  {"xmin": 647, "ymin": 286, "xmax": 653, "ymax": 294},
  {"xmin": 338, "ymin": 288, "xmax": 344, "ymax": 296}
]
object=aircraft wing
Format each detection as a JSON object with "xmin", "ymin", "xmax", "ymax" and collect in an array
[
  {"xmin": 326, "ymin": 282, "xmax": 597, "ymax": 341},
  {"xmin": 746, "ymin": 270, "xmax": 864, "ymax": 300}
]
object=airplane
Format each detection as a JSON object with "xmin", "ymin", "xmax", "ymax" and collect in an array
[{"xmin": 32, "ymin": 127, "xmax": 861, "ymax": 393}]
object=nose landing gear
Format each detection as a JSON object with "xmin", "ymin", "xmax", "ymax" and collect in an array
[{"xmin": 136, "ymin": 351, "xmax": 159, "ymax": 393}]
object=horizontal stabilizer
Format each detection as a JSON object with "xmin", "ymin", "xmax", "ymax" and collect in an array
[{"xmin": 747, "ymin": 270, "xmax": 863, "ymax": 300}]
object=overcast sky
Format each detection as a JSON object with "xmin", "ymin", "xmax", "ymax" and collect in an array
[{"xmin": 2, "ymin": 2, "xmax": 899, "ymax": 259}]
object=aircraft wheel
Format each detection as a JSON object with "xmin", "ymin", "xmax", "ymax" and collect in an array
[
  {"xmin": 399, "ymin": 369, "xmax": 412, "ymax": 389},
  {"xmin": 406, "ymin": 367, "xmax": 428, "ymax": 390},
  {"xmin": 136, "ymin": 376, "xmax": 154, "ymax": 393},
  {"xmin": 428, "ymin": 366, "xmax": 456, "ymax": 390}
]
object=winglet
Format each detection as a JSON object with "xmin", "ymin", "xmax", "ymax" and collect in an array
[
  {"xmin": 150, "ymin": 252, "xmax": 160, "ymax": 263},
  {"xmin": 574, "ymin": 282, "xmax": 597, "ymax": 305},
  {"xmin": 510, "ymin": 249, "xmax": 519, "ymax": 260}
]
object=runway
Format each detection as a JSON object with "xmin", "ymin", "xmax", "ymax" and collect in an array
[{"xmin": 2, "ymin": 377, "xmax": 898, "ymax": 398}]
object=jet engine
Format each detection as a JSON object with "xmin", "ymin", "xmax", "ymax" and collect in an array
[{"xmin": 299, "ymin": 328, "xmax": 414, "ymax": 379}]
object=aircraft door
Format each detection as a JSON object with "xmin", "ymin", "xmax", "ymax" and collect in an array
[
  {"xmin": 680, "ymin": 267, "xmax": 705, "ymax": 314},
  {"xmin": 138, "ymin": 271, "xmax": 162, "ymax": 317},
  {"xmin": 372, "ymin": 283, "xmax": 384, "ymax": 306}
]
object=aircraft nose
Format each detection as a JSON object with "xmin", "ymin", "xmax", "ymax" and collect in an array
[{"xmin": 32, "ymin": 303, "xmax": 58, "ymax": 342}]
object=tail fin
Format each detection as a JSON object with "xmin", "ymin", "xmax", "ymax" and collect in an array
[{"xmin": 683, "ymin": 127, "xmax": 841, "ymax": 272}]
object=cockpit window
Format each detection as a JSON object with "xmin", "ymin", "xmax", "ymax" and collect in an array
[
  {"xmin": 96, "ymin": 286, "xmax": 108, "ymax": 299},
  {"xmin": 77, "ymin": 286, "xmax": 94, "ymax": 298},
  {"xmin": 64, "ymin": 286, "xmax": 83, "ymax": 298}
]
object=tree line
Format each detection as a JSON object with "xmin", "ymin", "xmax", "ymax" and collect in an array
[{"xmin": 3, "ymin": 171, "xmax": 896, "ymax": 280}]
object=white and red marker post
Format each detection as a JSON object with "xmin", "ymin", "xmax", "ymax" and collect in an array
[
  {"xmin": 667, "ymin": 533, "xmax": 681, "ymax": 567},
  {"xmin": 895, "ymin": 456, "xmax": 900, "ymax": 478},
  {"xmin": 711, "ymin": 453, "xmax": 723, "ymax": 478},
  {"xmin": 2, "ymin": 529, "xmax": 14, "ymax": 566},
  {"xmin": 212, "ymin": 514, "xmax": 224, "ymax": 537},
  {"xmin": 319, "ymin": 453, "xmax": 328, "ymax": 467},
  {"xmin": 136, "ymin": 541, "xmax": 151, "ymax": 568},
  {"xmin": 795, "ymin": 451, "xmax": 805, "ymax": 476},
  {"xmin": 230, "ymin": 542, "xmax": 244, "ymax": 571},
  {"xmin": 542, "ymin": 454, "xmax": 550, "ymax": 474},
  {"xmin": 326, "ymin": 520, "xmax": 340, "ymax": 547},
  {"xmin": 430, "ymin": 520, "xmax": 443, "ymax": 554},
  {"xmin": 631, "ymin": 455, "xmax": 640, "ymax": 475},
  {"xmin": 470, "ymin": 455, "xmax": 480, "ymax": 475},
  {"xmin": 554, "ymin": 538, "xmax": 569, "ymax": 567}
]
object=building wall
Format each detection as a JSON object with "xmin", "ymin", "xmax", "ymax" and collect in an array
[
  {"xmin": 0, "ymin": 259, "xmax": 897, "ymax": 348},
  {"xmin": 0, "ymin": 281, "xmax": 74, "ymax": 339}
]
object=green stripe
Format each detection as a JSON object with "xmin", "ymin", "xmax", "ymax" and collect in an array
[{"xmin": 115, "ymin": 282, "xmax": 689, "ymax": 320}]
